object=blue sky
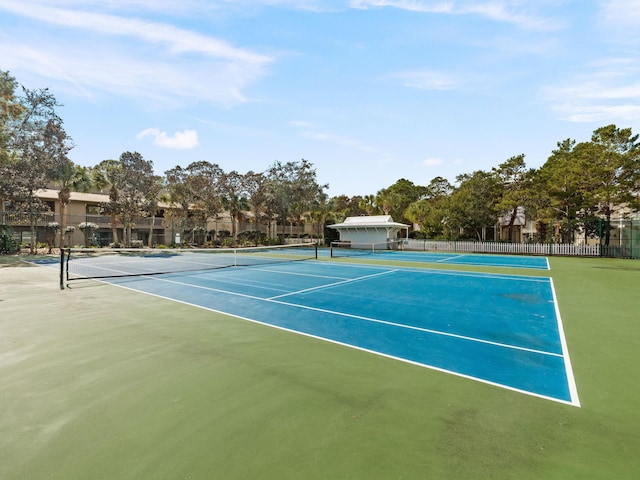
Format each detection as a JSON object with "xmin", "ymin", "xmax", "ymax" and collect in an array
[{"xmin": 1, "ymin": 1, "xmax": 639, "ymax": 196}]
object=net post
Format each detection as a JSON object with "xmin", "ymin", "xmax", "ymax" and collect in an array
[
  {"xmin": 59, "ymin": 248, "xmax": 65, "ymax": 290},
  {"xmin": 65, "ymin": 249, "xmax": 71, "ymax": 283},
  {"xmin": 314, "ymin": 241, "xmax": 318, "ymax": 259}
]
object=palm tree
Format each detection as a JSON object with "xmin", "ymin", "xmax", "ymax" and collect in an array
[
  {"xmin": 91, "ymin": 159, "xmax": 121, "ymax": 245},
  {"xmin": 50, "ymin": 159, "xmax": 91, "ymax": 247},
  {"xmin": 305, "ymin": 192, "xmax": 330, "ymax": 244},
  {"xmin": 142, "ymin": 175, "xmax": 163, "ymax": 247},
  {"xmin": 164, "ymin": 165, "xmax": 196, "ymax": 246},
  {"xmin": 244, "ymin": 171, "xmax": 268, "ymax": 244},
  {"xmin": 358, "ymin": 194, "xmax": 377, "ymax": 215}
]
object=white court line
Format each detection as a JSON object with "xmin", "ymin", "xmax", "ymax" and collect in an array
[
  {"xmin": 319, "ymin": 259, "xmax": 552, "ymax": 282},
  {"xmin": 183, "ymin": 265, "xmax": 383, "ymax": 296},
  {"xmin": 550, "ymin": 278, "xmax": 581, "ymax": 406},
  {"xmin": 432, "ymin": 253, "xmax": 546, "ymax": 270},
  {"xmin": 267, "ymin": 269, "xmax": 397, "ymax": 300},
  {"xmin": 239, "ymin": 266, "xmax": 352, "ymax": 281},
  {"xmin": 356, "ymin": 251, "xmax": 549, "ymax": 270},
  {"xmin": 399, "ymin": 267, "xmax": 550, "ymax": 283},
  {"xmin": 148, "ymin": 275, "xmax": 563, "ymax": 360},
  {"xmin": 436, "ymin": 254, "xmax": 467, "ymax": 263}
]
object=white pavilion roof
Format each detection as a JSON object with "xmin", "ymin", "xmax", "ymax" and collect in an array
[{"xmin": 328, "ymin": 215, "xmax": 409, "ymax": 229}]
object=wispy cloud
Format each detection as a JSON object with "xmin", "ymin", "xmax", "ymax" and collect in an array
[
  {"xmin": 556, "ymin": 82, "xmax": 640, "ymax": 101},
  {"xmin": 544, "ymin": 58, "xmax": 640, "ymax": 122},
  {"xmin": 288, "ymin": 120, "xmax": 314, "ymax": 128},
  {"xmin": 0, "ymin": 0, "xmax": 273, "ymax": 106},
  {"xmin": 0, "ymin": 2, "xmax": 270, "ymax": 63},
  {"xmin": 289, "ymin": 121, "xmax": 379, "ymax": 154},
  {"xmin": 600, "ymin": 0, "xmax": 640, "ymax": 27},
  {"xmin": 598, "ymin": 0, "xmax": 640, "ymax": 44},
  {"xmin": 390, "ymin": 70, "xmax": 460, "ymax": 90},
  {"xmin": 420, "ymin": 157, "xmax": 444, "ymax": 167},
  {"xmin": 300, "ymin": 130, "xmax": 379, "ymax": 153},
  {"xmin": 1, "ymin": 40, "xmax": 258, "ymax": 106},
  {"xmin": 350, "ymin": 0, "xmax": 454, "ymax": 14},
  {"xmin": 461, "ymin": 1, "xmax": 560, "ymax": 30},
  {"xmin": 16, "ymin": 0, "xmax": 204, "ymax": 10},
  {"xmin": 195, "ymin": 118, "xmax": 272, "ymax": 138},
  {"xmin": 349, "ymin": 0, "xmax": 561, "ymax": 30},
  {"xmin": 251, "ymin": 0, "xmax": 343, "ymax": 12},
  {"xmin": 137, "ymin": 128, "xmax": 200, "ymax": 149},
  {"xmin": 556, "ymin": 105, "xmax": 640, "ymax": 123}
]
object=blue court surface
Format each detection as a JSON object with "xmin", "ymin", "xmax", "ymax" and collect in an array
[
  {"xmin": 100, "ymin": 260, "xmax": 579, "ymax": 406},
  {"xmin": 321, "ymin": 248, "xmax": 550, "ymax": 269}
]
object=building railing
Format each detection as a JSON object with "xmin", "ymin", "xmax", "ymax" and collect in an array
[
  {"xmin": 83, "ymin": 214, "xmax": 165, "ymax": 227},
  {"xmin": 2, "ymin": 212, "xmax": 166, "ymax": 228},
  {"xmin": 1, "ymin": 211, "xmax": 56, "ymax": 225}
]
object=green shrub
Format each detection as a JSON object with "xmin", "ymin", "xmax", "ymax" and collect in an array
[{"xmin": 0, "ymin": 224, "xmax": 19, "ymax": 254}]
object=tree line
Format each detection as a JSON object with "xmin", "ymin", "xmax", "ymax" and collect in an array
[
  {"xmin": 378, "ymin": 127, "xmax": 639, "ymax": 245},
  {"xmin": 2, "ymin": 69, "xmax": 639, "ymax": 253}
]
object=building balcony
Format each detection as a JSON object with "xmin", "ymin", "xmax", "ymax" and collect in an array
[{"xmin": 2, "ymin": 212, "xmax": 166, "ymax": 229}]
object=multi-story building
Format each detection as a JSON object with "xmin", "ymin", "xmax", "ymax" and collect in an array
[{"xmin": 1, "ymin": 189, "xmax": 315, "ymax": 248}]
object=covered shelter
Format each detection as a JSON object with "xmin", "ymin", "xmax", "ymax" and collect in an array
[{"xmin": 328, "ymin": 215, "xmax": 409, "ymax": 249}]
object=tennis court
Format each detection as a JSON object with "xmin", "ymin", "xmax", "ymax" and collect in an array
[
  {"xmin": 7, "ymin": 253, "xmax": 640, "ymax": 479},
  {"xmin": 63, "ymin": 248, "xmax": 577, "ymax": 405}
]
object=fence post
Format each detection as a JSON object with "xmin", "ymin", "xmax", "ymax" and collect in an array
[{"xmin": 598, "ymin": 218, "xmax": 603, "ymax": 257}]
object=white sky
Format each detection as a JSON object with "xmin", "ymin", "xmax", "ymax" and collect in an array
[{"xmin": 1, "ymin": 0, "xmax": 639, "ymax": 196}]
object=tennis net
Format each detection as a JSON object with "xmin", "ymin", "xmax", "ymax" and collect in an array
[
  {"xmin": 330, "ymin": 240, "xmax": 400, "ymax": 258},
  {"xmin": 60, "ymin": 243, "xmax": 318, "ymax": 286}
]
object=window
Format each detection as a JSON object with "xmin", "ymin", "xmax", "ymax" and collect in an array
[{"xmin": 86, "ymin": 205, "xmax": 100, "ymax": 215}]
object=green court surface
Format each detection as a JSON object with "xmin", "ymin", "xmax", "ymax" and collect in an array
[{"xmin": 1, "ymin": 255, "xmax": 639, "ymax": 479}]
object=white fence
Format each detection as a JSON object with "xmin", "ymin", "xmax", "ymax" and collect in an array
[{"xmin": 403, "ymin": 239, "xmax": 602, "ymax": 257}]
